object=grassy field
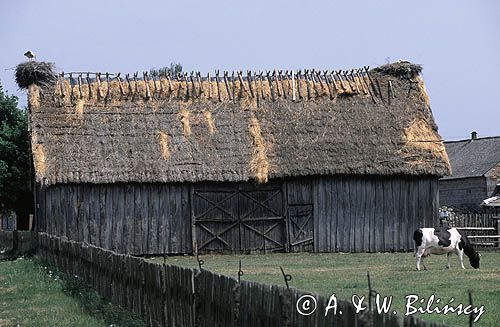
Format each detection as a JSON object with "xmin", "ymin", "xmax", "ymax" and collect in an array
[
  {"xmin": 153, "ymin": 251, "xmax": 500, "ymax": 327},
  {"xmin": 0, "ymin": 257, "xmax": 144, "ymax": 327}
]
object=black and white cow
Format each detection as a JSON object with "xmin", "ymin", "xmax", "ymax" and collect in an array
[{"xmin": 413, "ymin": 227, "xmax": 480, "ymax": 270}]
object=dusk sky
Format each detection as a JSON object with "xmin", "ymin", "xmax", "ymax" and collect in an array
[{"xmin": 1, "ymin": 1, "xmax": 498, "ymax": 140}]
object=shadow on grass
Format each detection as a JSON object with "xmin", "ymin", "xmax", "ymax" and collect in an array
[{"xmin": 33, "ymin": 257, "xmax": 146, "ymax": 327}]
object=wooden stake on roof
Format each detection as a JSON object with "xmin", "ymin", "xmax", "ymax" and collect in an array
[
  {"xmin": 363, "ymin": 66, "xmax": 378, "ymax": 97},
  {"xmin": 189, "ymin": 72, "xmax": 195, "ymax": 98},
  {"xmin": 166, "ymin": 72, "xmax": 173, "ymax": 93},
  {"xmin": 259, "ymin": 72, "xmax": 266, "ymax": 100},
  {"xmin": 387, "ymin": 80, "xmax": 392, "ymax": 106},
  {"xmin": 152, "ymin": 74, "xmax": 159, "ymax": 98},
  {"xmin": 311, "ymin": 69, "xmax": 320, "ymax": 96},
  {"xmin": 266, "ymin": 71, "xmax": 276, "ymax": 101},
  {"xmin": 231, "ymin": 71, "xmax": 236, "ymax": 102},
  {"xmin": 297, "ymin": 70, "xmax": 302, "ymax": 100},
  {"xmin": 197, "ymin": 72, "xmax": 203, "ymax": 95},
  {"xmin": 254, "ymin": 72, "xmax": 260, "ymax": 106},
  {"xmin": 215, "ymin": 70, "xmax": 221, "ymax": 102},
  {"xmin": 355, "ymin": 69, "xmax": 368, "ymax": 95},
  {"xmin": 86, "ymin": 73, "xmax": 93, "ymax": 100},
  {"xmin": 207, "ymin": 72, "xmax": 212, "ymax": 99},
  {"xmin": 223, "ymin": 71, "xmax": 232, "ymax": 101},
  {"xmin": 77, "ymin": 74, "xmax": 83, "ymax": 99},
  {"xmin": 183, "ymin": 72, "xmax": 190, "ymax": 100},
  {"xmin": 115, "ymin": 73, "xmax": 125, "ymax": 96},
  {"xmin": 336, "ymin": 70, "xmax": 347, "ymax": 91},
  {"xmin": 357, "ymin": 69, "xmax": 376, "ymax": 103},
  {"xmin": 316, "ymin": 70, "xmax": 325, "ymax": 91},
  {"xmin": 105, "ymin": 72, "xmax": 112, "ymax": 102},
  {"xmin": 69, "ymin": 73, "xmax": 75, "ymax": 103},
  {"xmin": 125, "ymin": 74, "xmax": 132, "ymax": 97},
  {"xmin": 246, "ymin": 70, "xmax": 255, "ymax": 98},
  {"xmin": 279, "ymin": 70, "xmax": 287, "ymax": 99},
  {"xmin": 323, "ymin": 70, "xmax": 334, "ymax": 99},
  {"xmin": 143, "ymin": 72, "xmax": 151, "ymax": 100},
  {"xmin": 273, "ymin": 70, "xmax": 281, "ymax": 97},
  {"xmin": 348, "ymin": 70, "xmax": 359, "ymax": 93},
  {"xmin": 158, "ymin": 74, "xmax": 164, "ymax": 96},
  {"xmin": 342, "ymin": 70, "xmax": 353, "ymax": 93},
  {"xmin": 329, "ymin": 70, "xmax": 339, "ymax": 92},
  {"xmin": 237, "ymin": 71, "xmax": 247, "ymax": 96},
  {"xmin": 96, "ymin": 72, "xmax": 103, "ymax": 99},
  {"xmin": 132, "ymin": 73, "xmax": 139, "ymax": 101},
  {"xmin": 304, "ymin": 70, "xmax": 311, "ymax": 99}
]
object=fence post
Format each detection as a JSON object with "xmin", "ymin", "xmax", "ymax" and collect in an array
[{"xmin": 497, "ymin": 218, "xmax": 500, "ymax": 248}]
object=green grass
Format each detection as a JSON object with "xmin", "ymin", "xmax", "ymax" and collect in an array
[
  {"xmin": 153, "ymin": 251, "xmax": 500, "ymax": 327},
  {"xmin": 0, "ymin": 257, "xmax": 144, "ymax": 327}
]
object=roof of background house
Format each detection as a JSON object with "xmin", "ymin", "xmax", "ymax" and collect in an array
[
  {"xmin": 20, "ymin": 61, "xmax": 451, "ymax": 186},
  {"xmin": 442, "ymin": 136, "xmax": 500, "ymax": 180}
]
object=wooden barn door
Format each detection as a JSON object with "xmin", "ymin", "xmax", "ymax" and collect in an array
[
  {"xmin": 238, "ymin": 182, "xmax": 285, "ymax": 253},
  {"xmin": 192, "ymin": 182, "xmax": 285, "ymax": 253},
  {"xmin": 287, "ymin": 204, "xmax": 314, "ymax": 252}
]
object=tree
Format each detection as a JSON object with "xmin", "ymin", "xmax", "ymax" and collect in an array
[
  {"xmin": 0, "ymin": 82, "xmax": 32, "ymax": 229},
  {"xmin": 149, "ymin": 63, "xmax": 183, "ymax": 77}
]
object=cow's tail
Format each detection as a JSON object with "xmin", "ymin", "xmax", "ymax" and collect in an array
[{"xmin": 413, "ymin": 229, "xmax": 423, "ymax": 254}]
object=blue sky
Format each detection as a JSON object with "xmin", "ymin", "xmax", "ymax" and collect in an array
[{"xmin": 1, "ymin": 0, "xmax": 499, "ymax": 140}]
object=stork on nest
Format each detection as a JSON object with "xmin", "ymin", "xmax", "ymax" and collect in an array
[{"xmin": 24, "ymin": 51, "xmax": 36, "ymax": 61}]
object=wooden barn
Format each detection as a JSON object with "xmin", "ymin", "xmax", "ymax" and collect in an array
[{"xmin": 24, "ymin": 61, "xmax": 450, "ymax": 255}]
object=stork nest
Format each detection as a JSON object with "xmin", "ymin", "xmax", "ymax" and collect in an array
[
  {"xmin": 372, "ymin": 62, "xmax": 422, "ymax": 79},
  {"xmin": 15, "ymin": 61, "xmax": 56, "ymax": 89}
]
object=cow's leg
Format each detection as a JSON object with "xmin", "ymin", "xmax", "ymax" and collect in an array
[
  {"xmin": 415, "ymin": 247, "xmax": 426, "ymax": 271},
  {"xmin": 421, "ymin": 256, "xmax": 428, "ymax": 271},
  {"xmin": 447, "ymin": 253, "xmax": 451, "ymax": 269},
  {"xmin": 457, "ymin": 250, "xmax": 466, "ymax": 269}
]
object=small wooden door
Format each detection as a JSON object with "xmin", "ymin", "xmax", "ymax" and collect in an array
[{"xmin": 287, "ymin": 204, "xmax": 314, "ymax": 252}]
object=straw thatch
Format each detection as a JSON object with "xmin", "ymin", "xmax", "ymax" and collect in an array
[
  {"xmin": 15, "ymin": 61, "xmax": 56, "ymax": 89},
  {"xmin": 28, "ymin": 62, "xmax": 450, "ymax": 186}
]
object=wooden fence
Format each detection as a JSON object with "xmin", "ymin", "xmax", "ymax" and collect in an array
[
  {"xmin": 37, "ymin": 233, "xmax": 446, "ymax": 327},
  {"xmin": 441, "ymin": 213, "xmax": 500, "ymax": 248},
  {"xmin": 0, "ymin": 230, "xmax": 36, "ymax": 254}
]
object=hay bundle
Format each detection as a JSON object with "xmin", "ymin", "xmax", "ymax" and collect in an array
[
  {"xmin": 32, "ymin": 132, "xmax": 47, "ymax": 177},
  {"xmin": 158, "ymin": 131, "xmax": 170, "ymax": 160},
  {"xmin": 203, "ymin": 111, "xmax": 216, "ymax": 134},
  {"xmin": 28, "ymin": 85, "xmax": 40, "ymax": 111},
  {"xmin": 179, "ymin": 109, "xmax": 191, "ymax": 136},
  {"xmin": 404, "ymin": 118, "xmax": 448, "ymax": 162},
  {"xmin": 15, "ymin": 61, "xmax": 56, "ymax": 89},
  {"xmin": 75, "ymin": 99, "xmax": 85, "ymax": 118},
  {"xmin": 249, "ymin": 116, "xmax": 269, "ymax": 183}
]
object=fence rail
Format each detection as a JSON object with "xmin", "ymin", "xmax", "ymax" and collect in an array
[
  {"xmin": 441, "ymin": 213, "xmax": 500, "ymax": 248},
  {"xmin": 37, "ymin": 233, "xmax": 446, "ymax": 327}
]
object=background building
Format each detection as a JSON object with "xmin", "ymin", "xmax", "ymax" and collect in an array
[{"xmin": 439, "ymin": 133, "xmax": 500, "ymax": 212}]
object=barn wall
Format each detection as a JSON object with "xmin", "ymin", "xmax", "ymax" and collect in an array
[
  {"xmin": 313, "ymin": 175, "xmax": 439, "ymax": 252},
  {"xmin": 438, "ymin": 177, "xmax": 487, "ymax": 211},
  {"xmin": 35, "ymin": 183, "xmax": 192, "ymax": 255},
  {"xmin": 35, "ymin": 175, "xmax": 439, "ymax": 255}
]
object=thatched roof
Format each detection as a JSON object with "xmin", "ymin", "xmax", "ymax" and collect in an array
[
  {"xmin": 24, "ymin": 62, "xmax": 450, "ymax": 186},
  {"xmin": 442, "ymin": 136, "xmax": 500, "ymax": 180}
]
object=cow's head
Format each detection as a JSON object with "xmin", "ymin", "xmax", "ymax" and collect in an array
[{"xmin": 469, "ymin": 252, "xmax": 480, "ymax": 269}]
